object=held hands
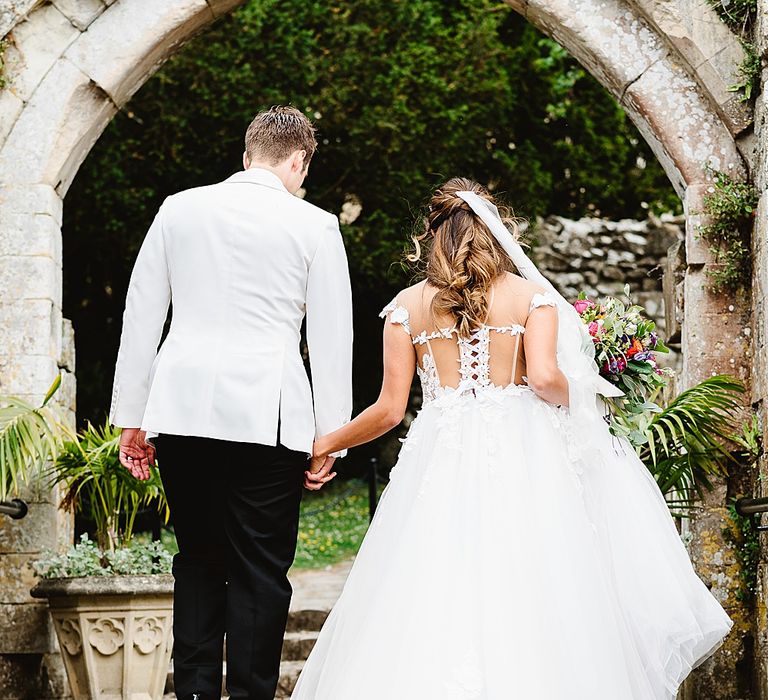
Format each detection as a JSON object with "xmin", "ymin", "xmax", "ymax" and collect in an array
[
  {"xmin": 118, "ymin": 428, "xmax": 155, "ymax": 481},
  {"xmin": 304, "ymin": 437, "xmax": 337, "ymax": 491}
]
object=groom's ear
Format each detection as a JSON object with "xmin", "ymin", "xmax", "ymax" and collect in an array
[
  {"xmin": 242, "ymin": 151, "xmax": 250, "ymax": 170},
  {"xmin": 293, "ymin": 149, "xmax": 308, "ymax": 173}
]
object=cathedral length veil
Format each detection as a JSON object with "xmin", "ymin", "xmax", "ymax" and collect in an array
[{"xmin": 456, "ymin": 191, "xmax": 733, "ymax": 696}]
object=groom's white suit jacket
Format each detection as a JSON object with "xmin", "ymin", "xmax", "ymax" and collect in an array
[{"xmin": 109, "ymin": 167, "xmax": 353, "ymax": 454}]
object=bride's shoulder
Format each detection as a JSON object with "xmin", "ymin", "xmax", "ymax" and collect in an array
[
  {"xmin": 384, "ymin": 280, "xmax": 428, "ymax": 308},
  {"xmin": 496, "ymin": 273, "xmax": 556, "ymax": 314},
  {"xmin": 401, "ymin": 279, "xmax": 430, "ymax": 302},
  {"xmin": 379, "ymin": 281, "xmax": 430, "ymax": 334},
  {"xmin": 498, "ymin": 272, "xmax": 545, "ymax": 297}
]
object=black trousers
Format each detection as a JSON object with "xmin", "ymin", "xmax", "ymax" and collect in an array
[{"xmin": 155, "ymin": 434, "xmax": 306, "ymax": 700}]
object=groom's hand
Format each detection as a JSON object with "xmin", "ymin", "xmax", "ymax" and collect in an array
[
  {"xmin": 304, "ymin": 455, "xmax": 337, "ymax": 491},
  {"xmin": 118, "ymin": 428, "xmax": 155, "ymax": 481}
]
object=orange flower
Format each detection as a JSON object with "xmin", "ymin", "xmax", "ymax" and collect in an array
[{"xmin": 626, "ymin": 338, "xmax": 644, "ymax": 358}]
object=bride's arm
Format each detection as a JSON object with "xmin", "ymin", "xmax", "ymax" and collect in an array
[
  {"xmin": 523, "ymin": 304, "xmax": 570, "ymax": 407},
  {"xmin": 313, "ymin": 319, "xmax": 416, "ymax": 458}
]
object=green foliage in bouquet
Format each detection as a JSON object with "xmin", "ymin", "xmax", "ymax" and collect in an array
[
  {"xmin": 0, "ymin": 374, "xmax": 68, "ymax": 501},
  {"xmin": 574, "ymin": 287, "xmax": 752, "ymax": 510},
  {"xmin": 613, "ymin": 376, "xmax": 747, "ymax": 511},
  {"xmin": 46, "ymin": 421, "xmax": 168, "ymax": 553},
  {"xmin": 573, "ymin": 284, "xmax": 671, "ymax": 407}
]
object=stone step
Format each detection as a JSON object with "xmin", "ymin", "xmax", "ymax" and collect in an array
[
  {"xmin": 282, "ymin": 630, "xmax": 320, "ymax": 661},
  {"xmin": 165, "ymin": 638, "xmax": 318, "ymax": 697},
  {"xmin": 163, "ymin": 560, "xmax": 349, "ymax": 699},
  {"xmin": 286, "ymin": 608, "xmax": 329, "ymax": 633},
  {"xmin": 275, "ymin": 660, "xmax": 304, "ymax": 699}
]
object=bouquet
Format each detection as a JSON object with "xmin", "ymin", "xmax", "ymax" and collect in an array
[
  {"xmin": 572, "ymin": 287, "xmax": 748, "ymax": 510},
  {"xmin": 572, "ymin": 285, "xmax": 672, "ymax": 410}
]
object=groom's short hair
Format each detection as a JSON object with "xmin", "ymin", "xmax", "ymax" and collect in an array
[{"xmin": 245, "ymin": 106, "xmax": 318, "ymax": 168}]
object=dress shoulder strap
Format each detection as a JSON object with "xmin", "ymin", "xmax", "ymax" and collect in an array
[
  {"xmin": 379, "ymin": 297, "xmax": 411, "ymax": 336},
  {"xmin": 528, "ymin": 291, "xmax": 558, "ymax": 313}
]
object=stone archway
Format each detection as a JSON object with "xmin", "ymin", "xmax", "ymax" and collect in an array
[{"xmin": 0, "ymin": 0, "xmax": 758, "ymax": 697}]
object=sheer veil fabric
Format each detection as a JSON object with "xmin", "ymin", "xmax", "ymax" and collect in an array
[
  {"xmin": 290, "ymin": 192, "xmax": 733, "ymax": 700},
  {"xmin": 454, "ymin": 190, "xmax": 624, "ymax": 465}
]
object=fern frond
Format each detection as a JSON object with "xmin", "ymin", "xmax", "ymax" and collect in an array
[
  {"xmin": 0, "ymin": 375, "xmax": 65, "ymax": 500},
  {"xmin": 638, "ymin": 375, "xmax": 745, "ymax": 509}
]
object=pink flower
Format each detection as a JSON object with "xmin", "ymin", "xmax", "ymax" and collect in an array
[
  {"xmin": 573, "ymin": 299, "xmax": 595, "ymax": 314},
  {"xmin": 588, "ymin": 321, "xmax": 600, "ymax": 337}
]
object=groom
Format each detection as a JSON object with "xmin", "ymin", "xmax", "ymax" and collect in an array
[{"xmin": 109, "ymin": 105, "xmax": 353, "ymax": 700}]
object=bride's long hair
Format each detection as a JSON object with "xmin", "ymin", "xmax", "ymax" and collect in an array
[{"xmin": 409, "ymin": 177, "xmax": 523, "ymax": 337}]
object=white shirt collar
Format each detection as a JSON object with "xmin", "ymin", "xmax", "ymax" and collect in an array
[{"xmin": 224, "ymin": 167, "xmax": 288, "ymax": 192}]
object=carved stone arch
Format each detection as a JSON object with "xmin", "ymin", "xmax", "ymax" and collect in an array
[{"xmin": 0, "ymin": 0, "xmax": 758, "ymax": 696}]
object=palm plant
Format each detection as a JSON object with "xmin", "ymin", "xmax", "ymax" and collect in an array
[
  {"xmin": 0, "ymin": 374, "xmax": 68, "ymax": 502},
  {"xmin": 612, "ymin": 375, "xmax": 748, "ymax": 512},
  {"xmin": 47, "ymin": 420, "xmax": 169, "ymax": 552}
]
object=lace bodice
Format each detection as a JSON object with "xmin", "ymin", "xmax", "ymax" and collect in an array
[{"xmin": 380, "ymin": 291, "xmax": 558, "ymax": 403}]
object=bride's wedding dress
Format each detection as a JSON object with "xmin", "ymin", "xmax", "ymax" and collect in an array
[
  {"xmin": 292, "ymin": 187, "xmax": 731, "ymax": 699},
  {"xmin": 290, "ymin": 284, "xmax": 733, "ymax": 700}
]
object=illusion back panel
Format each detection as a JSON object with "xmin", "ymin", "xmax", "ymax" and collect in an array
[{"xmin": 403, "ymin": 274, "xmax": 537, "ymax": 390}]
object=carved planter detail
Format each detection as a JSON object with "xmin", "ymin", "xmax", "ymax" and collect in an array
[{"xmin": 32, "ymin": 575, "xmax": 174, "ymax": 700}]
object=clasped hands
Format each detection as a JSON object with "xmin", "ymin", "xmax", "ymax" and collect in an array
[{"xmin": 304, "ymin": 436, "xmax": 337, "ymax": 491}]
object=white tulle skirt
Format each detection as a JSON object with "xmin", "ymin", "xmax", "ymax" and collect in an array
[{"xmin": 291, "ymin": 386, "xmax": 733, "ymax": 700}]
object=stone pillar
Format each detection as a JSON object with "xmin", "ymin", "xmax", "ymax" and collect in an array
[
  {"xmin": 0, "ymin": 184, "xmax": 74, "ymax": 698},
  {"xmin": 750, "ymin": 0, "xmax": 768, "ymax": 693},
  {"xmin": 679, "ymin": 184, "xmax": 755, "ymax": 698},
  {"xmin": 0, "ymin": 3, "xmax": 248, "ymax": 696}
]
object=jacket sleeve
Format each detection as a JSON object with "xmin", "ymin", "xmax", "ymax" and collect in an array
[
  {"xmin": 109, "ymin": 202, "xmax": 172, "ymax": 428},
  {"xmin": 305, "ymin": 215, "xmax": 354, "ymax": 456}
]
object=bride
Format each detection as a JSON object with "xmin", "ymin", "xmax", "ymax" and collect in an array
[{"xmin": 292, "ymin": 178, "xmax": 733, "ymax": 699}]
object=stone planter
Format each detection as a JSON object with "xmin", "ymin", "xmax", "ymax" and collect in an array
[{"xmin": 31, "ymin": 575, "xmax": 174, "ymax": 700}]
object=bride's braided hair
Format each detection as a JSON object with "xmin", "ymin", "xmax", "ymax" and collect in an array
[{"xmin": 409, "ymin": 178, "xmax": 521, "ymax": 338}]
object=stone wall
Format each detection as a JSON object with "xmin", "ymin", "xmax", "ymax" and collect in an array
[
  {"xmin": 0, "ymin": 319, "xmax": 74, "ymax": 699},
  {"xmin": 532, "ymin": 213, "xmax": 684, "ymax": 336},
  {"xmin": 750, "ymin": 0, "xmax": 768, "ymax": 692}
]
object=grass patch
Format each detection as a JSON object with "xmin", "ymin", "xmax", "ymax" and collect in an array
[{"xmin": 294, "ymin": 478, "xmax": 381, "ymax": 569}]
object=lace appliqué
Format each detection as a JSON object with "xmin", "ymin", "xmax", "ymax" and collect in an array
[
  {"xmin": 379, "ymin": 298, "xmax": 411, "ymax": 335},
  {"xmin": 529, "ymin": 291, "xmax": 558, "ymax": 312},
  {"xmin": 486, "ymin": 324, "xmax": 525, "ymax": 335},
  {"xmin": 381, "ymin": 294, "xmax": 533, "ymax": 414},
  {"xmin": 417, "ymin": 352, "xmax": 440, "ymax": 403},
  {"xmin": 413, "ymin": 327, "xmax": 454, "ymax": 345},
  {"xmin": 412, "ymin": 325, "xmax": 522, "ymax": 346}
]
